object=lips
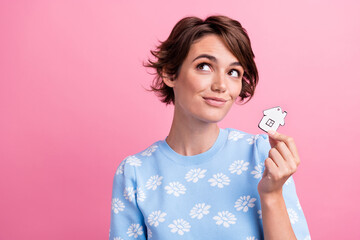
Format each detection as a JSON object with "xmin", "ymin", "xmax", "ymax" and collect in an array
[
  {"xmin": 203, "ymin": 97, "xmax": 227, "ymax": 102},
  {"xmin": 203, "ymin": 96, "xmax": 228, "ymax": 107}
]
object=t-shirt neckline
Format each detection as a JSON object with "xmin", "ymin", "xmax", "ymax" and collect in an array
[{"xmin": 158, "ymin": 128, "xmax": 228, "ymax": 166}]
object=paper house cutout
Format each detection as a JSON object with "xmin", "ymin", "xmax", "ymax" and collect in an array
[{"xmin": 258, "ymin": 106, "xmax": 287, "ymax": 132}]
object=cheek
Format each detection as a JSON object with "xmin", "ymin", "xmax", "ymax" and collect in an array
[
  {"xmin": 183, "ymin": 72, "xmax": 208, "ymax": 93},
  {"xmin": 229, "ymin": 81, "xmax": 242, "ymax": 99}
]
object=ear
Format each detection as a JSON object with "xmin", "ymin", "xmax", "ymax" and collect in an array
[{"xmin": 162, "ymin": 68, "xmax": 176, "ymax": 88}]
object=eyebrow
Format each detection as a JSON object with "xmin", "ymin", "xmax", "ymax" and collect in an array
[{"xmin": 192, "ymin": 54, "xmax": 242, "ymax": 67}]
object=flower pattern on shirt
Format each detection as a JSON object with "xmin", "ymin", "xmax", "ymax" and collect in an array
[
  {"xmin": 109, "ymin": 128, "xmax": 310, "ymax": 239},
  {"xmin": 141, "ymin": 145, "xmax": 158, "ymax": 157},
  {"xmin": 297, "ymin": 200, "xmax": 302, "ymax": 211},
  {"xmin": 229, "ymin": 160, "xmax": 249, "ymax": 175},
  {"xmin": 168, "ymin": 219, "xmax": 191, "ymax": 235},
  {"xmin": 116, "ymin": 161, "xmax": 126, "ymax": 175},
  {"xmin": 185, "ymin": 168, "xmax": 207, "ymax": 183},
  {"xmin": 147, "ymin": 227, "xmax": 152, "ymax": 238},
  {"xmin": 148, "ymin": 210, "xmax": 167, "ymax": 227},
  {"xmin": 246, "ymin": 237, "xmax": 258, "ymax": 240},
  {"xmin": 228, "ymin": 131, "xmax": 245, "ymax": 141},
  {"xmin": 145, "ymin": 175, "xmax": 163, "ymax": 190},
  {"xmin": 165, "ymin": 182, "xmax": 186, "ymax": 197},
  {"xmin": 112, "ymin": 198, "xmax": 125, "ymax": 214},
  {"xmin": 251, "ymin": 163, "xmax": 264, "ymax": 179},
  {"xmin": 208, "ymin": 173, "xmax": 231, "ymax": 188},
  {"xmin": 246, "ymin": 135, "xmax": 260, "ymax": 145},
  {"xmin": 234, "ymin": 195, "xmax": 256, "ymax": 212},
  {"xmin": 288, "ymin": 208, "xmax": 299, "ymax": 224},
  {"xmin": 124, "ymin": 187, "xmax": 136, "ymax": 202},
  {"xmin": 137, "ymin": 187, "xmax": 146, "ymax": 202},
  {"xmin": 127, "ymin": 224, "xmax": 143, "ymax": 238},
  {"xmin": 285, "ymin": 177, "xmax": 293, "ymax": 185},
  {"xmin": 213, "ymin": 211, "xmax": 237, "ymax": 228},
  {"xmin": 125, "ymin": 156, "xmax": 142, "ymax": 167},
  {"xmin": 189, "ymin": 203, "xmax": 211, "ymax": 219}
]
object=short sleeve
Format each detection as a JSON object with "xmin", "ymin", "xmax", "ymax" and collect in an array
[
  {"xmin": 109, "ymin": 158, "xmax": 147, "ymax": 240},
  {"xmin": 254, "ymin": 134, "xmax": 311, "ymax": 240}
]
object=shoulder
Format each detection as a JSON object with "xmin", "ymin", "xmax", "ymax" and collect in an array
[
  {"xmin": 113, "ymin": 140, "xmax": 163, "ymax": 177},
  {"xmin": 225, "ymin": 127, "xmax": 269, "ymax": 145}
]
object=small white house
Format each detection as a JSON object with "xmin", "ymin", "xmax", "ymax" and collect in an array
[{"xmin": 258, "ymin": 106, "xmax": 287, "ymax": 132}]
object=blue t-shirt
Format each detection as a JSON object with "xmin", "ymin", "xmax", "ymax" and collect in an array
[{"xmin": 109, "ymin": 128, "xmax": 311, "ymax": 240}]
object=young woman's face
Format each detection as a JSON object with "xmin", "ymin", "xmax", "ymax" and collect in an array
[{"xmin": 166, "ymin": 34, "xmax": 244, "ymax": 124}]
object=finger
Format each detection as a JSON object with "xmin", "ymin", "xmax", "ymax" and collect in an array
[
  {"xmin": 274, "ymin": 141, "xmax": 294, "ymax": 163},
  {"xmin": 274, "ymin": 141, "xmax": 298, "ymax": 173},
  {"xmin": 264, "ymin": 157, "xmax": 278, "ymax": 177},
  {"xmin": 268, "ymin": 131, "xmax": 300, "ymax": 162},
  {"xmin": 268, "ymin": 147, "xmax": 287, "ymax": 170}
]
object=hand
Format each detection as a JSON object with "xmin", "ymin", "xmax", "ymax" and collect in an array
[{"xmin": 257, "ymin": 131, "xmax": 301, "ymax": 197}]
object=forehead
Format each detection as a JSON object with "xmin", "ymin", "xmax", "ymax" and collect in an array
[{"xmin": 188, "ymin": 34, "xmax": 238, "ymax": 61}]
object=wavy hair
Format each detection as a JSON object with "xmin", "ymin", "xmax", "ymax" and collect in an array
[{"xmin": 144, "ymin": 15, "xmax": 259, "ymax": 105}]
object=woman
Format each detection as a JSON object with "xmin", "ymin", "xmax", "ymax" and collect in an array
[{"xmin": 109, "ymin": 15, "xmax": 310, "ymax": 240}]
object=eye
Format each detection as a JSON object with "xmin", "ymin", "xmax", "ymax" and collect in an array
[
  {"xmin": 196, "ymin": 63, "xmax": 212, "ymax": 72},
  {"xmin": 228, "ymin": 69, "xmax": 241, "ymax": 78}
]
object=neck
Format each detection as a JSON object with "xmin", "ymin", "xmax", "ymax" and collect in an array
[{"xmin": 165, "ymin": 106, "xmax": 220, "ymax": 156}]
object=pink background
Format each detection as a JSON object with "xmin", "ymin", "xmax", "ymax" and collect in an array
[{"xmin": 1, "ymin": 0, "xmax": 359, "ymax": 239}]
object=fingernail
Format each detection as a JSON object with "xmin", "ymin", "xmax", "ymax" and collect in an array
[{"xmin": 268, "ymin": 130, "xmax": 276, "ymax": 135}]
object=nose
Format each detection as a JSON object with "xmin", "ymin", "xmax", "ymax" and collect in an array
[{"xmin": 211, "ymin": 72, "xmax": 226, "ymax": 93}]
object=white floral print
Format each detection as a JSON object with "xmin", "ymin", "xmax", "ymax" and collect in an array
[
  {"xmin": 124, "ymin": 187, "xmax": 136, "ymax": 202},
  {"xmin": 228, "ymin": 131, "xmax": 245, "ymax": 141},
  {"xmin": 141, "ymin": 145, "xmax": 158, "ymax": 157},
  {"xmin": 125, "ymin": 155, "xmax": 142, "ymax": 167},
  {"xmin": 168, "ymin": 219, "xmax": 191, "ymax": 235},
  {"xmin": 112, "ymin": 198, "xmax": 125, "ymax": 214},
  {"xmin": 246, "ymin": 237, "xmax": 258, "ymax": 240},
  {"xmin": 246, "ymin": 135, "xmax": 260, "ymax": 145},
  {"xmin": 146, "ymin": 175, "xmax": 163, "ymax": 190},
  {"xmin": 213, "ymin": 211, "xmax": 237, "ymax": 228},
  {"xmin": 235, "ymin": 195, "xmax": 256, "ymax": 212},
  {"xmin": 288, "ymin": 208, "xmax": 299, "ymax": 224},
  {"xmin": 165, "ymin": 182, "xmax": 186, "ymax": 197},
  {"xmin": 229, "ymin": 160, "xmax": 249, "ymax": 175},
  {"xmin": 251, "ymin": 163, "xmax": 264, "ymax": 179},
  {"xmin": 304, "ymin": 235, "xmax": 311, "ymax": 240},
  {"xmin": 185, "ymin": 168, "xmax": 207, "ymax": 183},
  {"xmin": 285, "ymin": 177, "xmax": 293, "ymax": 185},
  {"xmin": 137, "ymin": 187, "xmax": 146, "ymax": 202},
  {"xmin": 127, "ymin": 224, "xmax": 144, "ymax": 238},
  {"xmin": 208, "ymin": 173, "xmax": 230, "ymax": 188},
  {"xmin": 113, "ymin": 237, "xmax": 124, "ymax": 240},
  {"xmin": 147, "ymin": 227, "xmax": 152, "ymax": 238},
  {"xmin": 148, "ymin": 210, "xmax": 167, "ymax": 227},
  {"xmin": 297, "ymin": 200, "xmax": 302, "ymax": 210},
  {"xmin": 257, "ymin": 209, "xmax": 262, "ymax": 219},
  {"xmin": 189, "ymin": 203, "xmax": 211, "ymax": 219},
  {"xmin": 116, "ymin": 161, "xmax": 126, "ymax": 175}
]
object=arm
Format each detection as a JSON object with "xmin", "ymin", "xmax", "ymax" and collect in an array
[
  {"xmin": 109, "ymin": 158, "xmax": 147, "ymax": 240},
  {"xmin": 257, "ymin": 131, "xmax": 310, "ymax": 240},
  {"xmin": 260, "ymin": 191, "xmax": 296, "ymax": 240}
]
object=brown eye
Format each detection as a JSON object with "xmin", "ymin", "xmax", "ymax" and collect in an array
[
  {"xmin": 197, "ymin": 63, "xmax": 211, "ymax": 71},
  {"xmin": 229, "ymin": 69, "xmax": 240, "ymax": 78}
]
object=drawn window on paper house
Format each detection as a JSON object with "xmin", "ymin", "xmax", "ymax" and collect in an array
[{"xmin": 258, "ymin": 106, "xmax": 287, "ymax": 132}]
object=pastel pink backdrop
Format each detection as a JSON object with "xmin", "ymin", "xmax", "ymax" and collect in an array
[{"xmin": 1, "ymin": 0, "xmax": 359, "ymax": 239}]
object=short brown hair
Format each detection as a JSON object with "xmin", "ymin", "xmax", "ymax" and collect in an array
[{"xmin": 144, "ymin": 15, "xmax": 259, "ymax": 105}]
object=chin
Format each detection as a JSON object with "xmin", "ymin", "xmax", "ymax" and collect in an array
[{"xmin": 198, "ymin": 112, "xmax": 228, "ymax": 123}]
